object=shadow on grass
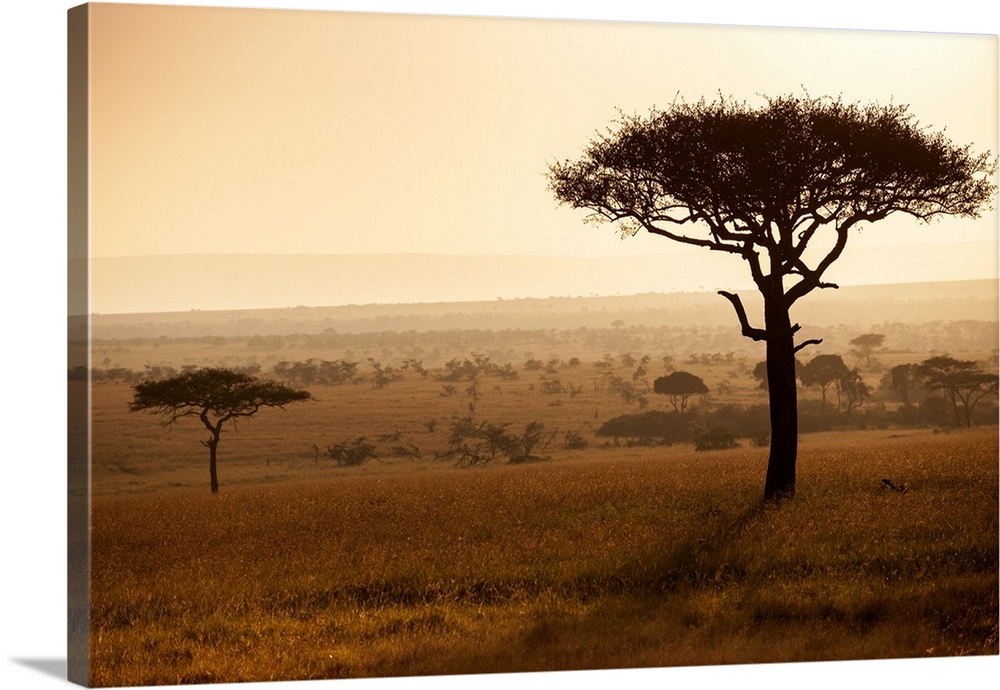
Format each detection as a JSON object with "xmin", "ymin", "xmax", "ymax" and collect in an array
[
  {"xmin": 251, "ymin": 502, "xmax": 773, "ymax": 614},
  {"xmin": 655, "ymin": 501, "xmax": 769, "ymax": 584},
  {"xmin": 427, "ymin": 502, "xmax": 775, "ymax": 675},
  {"xmin": 576, "ymin": 500, "xmax": 770, "ymax": 597}
]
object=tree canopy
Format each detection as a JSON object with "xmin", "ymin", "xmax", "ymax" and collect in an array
[
  {"xmin": 548, "ymin": 94, "xmax": 996, "ymax": 311},
  {"xmin": 131, "ymin": 368, "xmax": 310, "ymax": 419}
]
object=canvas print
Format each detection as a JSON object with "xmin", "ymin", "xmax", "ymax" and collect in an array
[{"xmin": 67, "ymin": 3, "xmax": 999, "ymax": 687}]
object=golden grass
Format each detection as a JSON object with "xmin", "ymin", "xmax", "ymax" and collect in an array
[{"xmin": 88, "ymin": 425, "xmax": 998, "ymax": 685}]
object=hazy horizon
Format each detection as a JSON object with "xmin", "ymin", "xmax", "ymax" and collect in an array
[
  {"xmin": 83, "ymin": 240, "xmax": 998, "ymax": 315},
  {"xmin": 81, "ymin": 4, "xmax": 999, "ymax": 315}
]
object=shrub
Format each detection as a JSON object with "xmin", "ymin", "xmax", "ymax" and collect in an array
[
  {"xmin": 596, "ymin": 410, "xmax": 693, "ymax": 443},
  {"xmin": 625, "ymin": 437, "xmax": 669, "ymax": 448},
  {"xmin": 443, "ymin": 418, "xmax": 551, "ymax": 466},
  {"xmin": 703, "ymin": 403, "xmax": 770, "ymax": 437},
  {"xmin": 326, "ymin": 437, "xmax": 378, "ymax": 466},
  {"xmin": 563, "ymin": 430, "xmax": 588, "ymax": 450},
  {"xmin": 539, "ymin": 378, "xmax": 565, "ymax": 395},
  {"xmin": 390, "ymin": 444, "xmax": 422, "ymax": 460},
  {"xmin": 504, "ymin": 421, "xmax": 548, "ymax": 461},
  {"xmin": 693, "ymin": 426, "xmax": 740, "ymax": 451}
]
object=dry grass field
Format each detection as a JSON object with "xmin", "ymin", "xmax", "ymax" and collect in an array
[
  {"xmin": 88, "ymin": 425, "xmax": 997, "ymax": 685},
  {"xmin": 77, "ymin": 287, "xmax": 999, "ymax": 685},
  {"xmin": 81, "ymin": 323, "xmax": 999, "ymax": 685}
]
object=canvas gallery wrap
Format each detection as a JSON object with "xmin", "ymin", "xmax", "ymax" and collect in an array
[{"xmin": 67, "ymin": 2, "xmax": 999, "ymax": 687}]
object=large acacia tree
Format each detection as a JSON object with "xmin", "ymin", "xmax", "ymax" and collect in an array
[
  {"xmin": 915, "ymin": 356, "xmax": 999, "ymax": 428},
  {"xmin": 130, "ymin": 368, "xmax": 311, "ymax": 493},
  {"xmin": 548, "ymin": 94, "xmax": 996, "ymax": 501}
]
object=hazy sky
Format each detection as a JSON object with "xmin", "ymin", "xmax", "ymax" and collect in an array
[{"xmin": 87, "ymin": 2, "xmax": 999, "ymax": 269}]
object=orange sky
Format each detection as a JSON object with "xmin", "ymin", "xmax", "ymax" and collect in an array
[{"xmin": 79, "ymin": 2, "xmax": 999, "ymax": 310}]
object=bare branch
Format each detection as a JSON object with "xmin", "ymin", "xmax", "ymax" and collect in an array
[
  {"xmin": 794, "ymin": 338, "xmax": 824, "ymax": 353},
  {"xmin": 718, "ymin": 291, "xmax": 767, "ymax": 341},
  {"xmin": 636, "ymin": 216, "xmax": 747, "ymax": 256}
]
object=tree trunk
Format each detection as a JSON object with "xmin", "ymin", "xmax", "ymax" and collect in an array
[
  {"xmin": 763, "ymin": 288, "xmax": 797, "ymax": 502},
  {"xmin": 947, "ymin": 390, "xmax": 961, "ymax": 427},
  {"xmin": 208, "ymin": 437, "xmax": 220, "ymax": 494}
]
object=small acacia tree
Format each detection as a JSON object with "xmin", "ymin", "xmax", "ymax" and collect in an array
[
  {"xmin": 837, "ymin": 368, "xmax": 871, "ymax": 416},
  {"xmin": 130, "ymin": 368, "xmax": 311, "ymax": 493},
  {"xmin": 882, "ymin": 363, "xmax": 918, "ymax": 408},
  {"xmin": 548, "ymin": 93, "xmax": 996, "ymax": 501},
  {"xmin": 653, "ymin": 371, "xmax": 708, "ymax": 412},
  {"xmin": 849, "ymin": 333, "xmax": 886, "ymax": 368},
  {"xmin": 799, "ymin": 354, "xmax": 850, "ymax": 412}
]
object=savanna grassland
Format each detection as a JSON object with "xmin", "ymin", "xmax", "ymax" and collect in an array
[{"xmin": 80, "ymin": 286, "xmax": 999, "ymax": 686}]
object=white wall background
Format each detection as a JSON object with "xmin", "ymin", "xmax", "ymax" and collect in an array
[{"xmin": 2, "ymin": 2, "xmax": 997, "ymax": 690}]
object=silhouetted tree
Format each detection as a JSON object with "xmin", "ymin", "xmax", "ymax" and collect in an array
[
  {"xmin": 548, "ymin": 93, "xmax": 996, "ymax": 500},
  {"xmin": 915, "ymin": 356, "xmax": 999, "ymax": 427},
  {"xmin": 882, "ymin": 363, "xmax": 918, "ymax": 408},
  {"xmin": 752, "ymin": 360, "xmax": 769, "ymax": 390},
  {"xmin": 653, "ymin": 371, "xmax": 708, "ymax": 412},
  {"xmin": 130, "ymin": 368, "xmax": 311, "ymax": 493},
  {"xmin": 837, "ymin": 367, "xmax": 871, "ymax": 415},
  {"xmin": 799, "ymin": 354, "xmax": 851, "ymax": 412},
  {"xmin": 849, "ymin": 333, "xmax": 886, "ymax": 368}
]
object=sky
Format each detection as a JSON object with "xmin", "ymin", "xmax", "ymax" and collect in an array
[
  {"xmin": 83, "ymin": 2, "xmax": 999, "ymax": 286},
  {"xmin": 2, "ymin": 3, "xmax": 1000, "ymax": 690}
]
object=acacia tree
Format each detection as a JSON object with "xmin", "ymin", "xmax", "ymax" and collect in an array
[
  {"xmin": 849, "ymin": 333, "xmax": 886, "ymax": 368},
  {"xmin": 915, "ymin": 356, "xmax": 999, "ymax": 427},
  {"xmin": 130, "ymin": 368, "xmax": 311, "ymax": 493},
  {"xmin": 837, "ymin": 368, "xmax": 871, "ymax": 416},
  {"xmin": 653, "ymin": 371, "xmax": 708, "ymax": 412},
  {"xmin": 799, "ymin": 354, "xmax": 850, "ymax": 412},
  {"xmin": 548, "ymin": 94, "xmax": 996, "ymax": 501},
  {"xmin": 882, "ymin": 363, "xmax": 918, "ymax": 408}
]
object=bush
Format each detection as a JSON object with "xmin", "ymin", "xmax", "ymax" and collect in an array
[
  {"xmin": 326, "ymin": 437, "xmax": 378, "ymax": 466},
  {"xmin": 918, "ymin": 395, "xmax": 952, "ymax": 426},
  {"xmin": 596, "ymin": 410, "xmax": 693, "ymax": 443},
  {"xmin": 444, "ymin": 417, "xmax": 551, "ymax": 466},
  {"xmin": 693, "ymin": 427, "xmax": 740, "ymax": 451},
  {"xmin": 703, "ymin": 402, "xmax": 760, "ymax": 429},
  {"xmin": 563, "ymin": 430, "xmax": 588, "ymax": 450},
  {"xmin": 626, "ymin": 437, "xmax": 670, "ymax": 448},
  {"xmin": 539, "ymin": 379, "xmax": 565, "ymax": 395}
]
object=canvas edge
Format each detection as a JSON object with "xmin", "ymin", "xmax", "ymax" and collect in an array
[{"xmin": 68, "ymin": 3, "xmax": 92, "ymax": 687}]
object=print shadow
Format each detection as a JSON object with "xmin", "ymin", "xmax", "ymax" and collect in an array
[{"xmin": 12, "ymin": 657, "xmax": 67, "ymax": 680}]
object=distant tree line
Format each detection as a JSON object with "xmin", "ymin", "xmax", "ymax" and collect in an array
[
  {"xmin": 88, "ymin": 318, "xmax": 999, "ymax": 372},
  {"xmin": 74, "ymin": 346, "xmax": 997, "ymax": 436},
  {"xmin": 599, "ymin": 353, "xmax": 997, "ymax": 451}
]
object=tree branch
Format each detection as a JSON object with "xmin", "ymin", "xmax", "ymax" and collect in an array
[
  {"xmin": 718, "ymin": 291, "xmax": 768, "ymax": 341},
  {"xmin": 638, "ymin": 217, "xmax": 747, "ymax": 256},
  {"xmin": 794, "ymin": 338, "xmax": 824, "ymax": 353},
  {"xmin": 785, "ymin": 214, "xmax": 863, "ymax": 305}
]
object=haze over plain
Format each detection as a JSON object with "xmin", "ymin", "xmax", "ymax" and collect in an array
[{"xmin": 82, "ymin": 5, "xmax": 999, "ymax": 315}]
